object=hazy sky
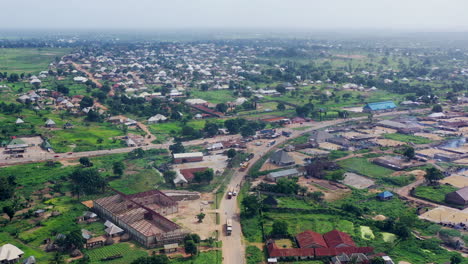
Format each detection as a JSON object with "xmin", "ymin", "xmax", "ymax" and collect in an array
[{"xmin": 2, "ymin": 0, "xmax": 468, "ymax": 30}]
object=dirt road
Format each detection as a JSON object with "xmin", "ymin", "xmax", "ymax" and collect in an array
[{"xmin": 71, "ymin": 62, "xmax": 103, "ymax": 88}]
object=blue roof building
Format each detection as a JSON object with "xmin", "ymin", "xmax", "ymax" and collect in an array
[
  {"xmin": 363, "ymin": 101, "xmax": 397, "ymax": 112},
  {"xmin": 377, "ymin": 191, "xmax": 394, "ymax": 200}
]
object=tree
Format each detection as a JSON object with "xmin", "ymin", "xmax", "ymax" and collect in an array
[
  {"xmin": 56, "ymin": 84, "xmax": 69, "ymax": 95},
  {"xmin": 370, "ymin": 257, "xmax": 385, "ymax": 264},
  {"xmin": 271, "ymin": 220, "xmax": 289, "ymax": 236},
  {"xmin": 277, "ymin": 102, "xmax": 286, "ymax": 111},
  {"xmin": 79, "ymin": 157, "xmax": 93, "ymax": 167},
  {"xmin": 227, "ymin": 149, "xmax": 237, "ymax": 159},
  {"xmin": 432, "ymin": 104, "xmax": 443, "ymax": 113},
  {"xmin": 184, "ymin": 240, "xmax": 197, "ymax": 256},
  {"xmin": 215, "ymin": 103, "xmax": 228, "ymax": 113},
  {"xmin": 2, "ymin": 206, "xmax": 15, "ymax": 221},
  {"xmin": 204, "ymin": 122, "xmax": 219, "ymax": 137},
  {"xmin": 424, "ymin": 167, "xmax": 444, "ymax": 185},
  {"xmin": 163, "ymin": 171, "xmax": 176, "ymax": 184},
  {"xmin": 450, "ymin": 255, "xmax": 463, "ymax": 264},
  {"xmin": 403, "ymin": 146, "xmax": 415, "ymax": 160},
  {"xmin": 0, "ymin": 176, "xmax": 16, "ymax": 201},
  {"xmin": 80, "ymin": 96, "xmax": 94, "ymax": 109},
  {"xmin": 127, "ymin": 148, "xmax": 145, "ymax": 159},
  {"xmin": 307, "ymin": 191, "xmax": 324, "ymax": 202},
  {"xmin": 49, "ymin": 252, "xmax": 65, "ymax": 264},
  {"xmin": 130, "ymin": 255, "xmax": 169, "ymax": 264},
  {"xmin": 275, "ymin": 85, "xmax": 286, "ymax": 94},
  {"xmin": 193, "ymin": 169, "xmax": 214, "ymax": 183},
  {"xmin": 196, "ymin": 213, "xmax": 206, "ymax": 223},
  {"xmin": 240, "ymin": 125, "xmax": 255, "ymax": 138},
  {"xmin": 69, "ymin": 168, "xmax": 107, "ymax": 198},
  {"xmin": 241, "ymin": 194, "xmax": 262, "ymax": 216},
  {"xmin": 113, "ymin": 161, "xmax": 125, "ymax": 177}
]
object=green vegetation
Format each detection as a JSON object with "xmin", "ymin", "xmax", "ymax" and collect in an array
[
  {"xmin": 190, "ymin": 90, "xmax": 236, "ymax": 104},
  {"xmin": 171, "ymin": 250, "xmax": 222, "ymax": 264},
  {"xmin": 246, "ymin": 246, "xmax": 264, "ymax": 264},
  {"xmin": 0, "ymin": 48, "xmax": 71, "ymax": 73},
  {"xmin": 85, "ymin": 243, "xmax": 148, "ymax": 264},
  {"xmin": 360, "ymin": 226, "xmax": 375, "ymax": 240},
  {"xmin": 276, "ymin": 197, "xmax": 316, "ymax": 209},
  {"xmin": 337, "ymin": 156, "xmax": 394, "ymax": 178},
  {"xmin": 383, "ymin": 133, "xmax": 433, "ymax": 144},
  {"xmin": 414, "ymin": 185, "xmax": 458, "ymax": 204}
]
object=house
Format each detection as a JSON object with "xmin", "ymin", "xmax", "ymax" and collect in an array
[
  {"xmin": 105, "ymin": 223, "xmax": 124, "ymax": 237},
  {"xmin": 296, "ymin": 230, "xmax": 327, "ymax": 248},
  {"xmin": 309, "ymin": 131, "xmax": 333, "ymax": 145},
  {"xmin": 44, "ymin": 119, "xmax": 56, "ymax": 128},
  {"xmin": 267, "ymin": 168, "xmax": 304, "ymax": 182},
  {"xmin": 15, "ymin": 118, "xmax": 24, "ymax": 125},
  {"xmin": 22, "ymin": 256, "xmax": 36, "ymax": 264},
  {"xmin": 445, "ymin": 187, "xmax": 468, "ymax": 206},
  {"xmin": 148, "ymin": 114, "xmax": 168, "ymax": 124},
  {"xmin": 173, "ymin": 167, "xmax": 209, "ymax": 186},
  {"xmin": 0, "ymin": 243, "xmax": 24, "ymax": 264},
  {"xmin": 363, "ymin": 101, "xmax": 396, "ymax": 113},
  {"xmin": 377, "ymin": 191, "xmax": 394, "ymax": 201},
  {"xmin": 323, "ymin": 230, "xmax": 356, "ymax": 248},
  {"xmin": 269, "ymin": 150, "xmax": 295, "ymax": 166},
  {"xmin": 173, "ymin": 152, "xmax": 204, "ymax": 163},
  {"xmin": 163, "ymin": 243, "xmax": 178, "ymax": 253},
  {"xmin": 5, "ymin": 138, "xmax": 28, "ymax": 154}
]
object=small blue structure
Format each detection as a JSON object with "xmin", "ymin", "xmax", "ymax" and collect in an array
[
  {"xmin": 377, "ymin": 191, "xmax": 394, "ymax": 201},
  {"xmin": 363, "ymin": 101, "xmax": 396, "ymax": 113}
]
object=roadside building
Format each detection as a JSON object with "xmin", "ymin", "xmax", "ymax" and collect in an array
[
  {"xmin": 173, "ymin": 152, "xmax": 204, "ymax": 163},
  {"xmin": 5, "ymin": 138, "xmax": 28, "ymax": 154},
  {"xmin": 363, "ymin": 101, "xmax": 396, "ymax": 113},
  {"xmin": 267, "ymin": 168, "xmax": 304, "ymax": 182},
  {"xmin": 269, "ymin": 150, "xmax": 295, "ymax": 166},
  {"xmin": 147, "ymin": 114, "xmax": 167, "ymax": 124},
  {"xmin": 173, "ymin": 167, "xmax": 209, "ymax": 187},
  {"xmin": 377, "ymin": 191, "xmax": 394, "ymax": 201},
  {"xmin": 445, "ymin": 187, "xmax": 468, "ymax": 206},
  {"xmin": 44, "ymin": 119, "xmax": 56, "ymax": 128}
]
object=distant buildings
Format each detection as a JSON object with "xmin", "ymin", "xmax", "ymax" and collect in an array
[{"xmin": 363, "ymin": 101, "xmax": 396, "ymax": 113}]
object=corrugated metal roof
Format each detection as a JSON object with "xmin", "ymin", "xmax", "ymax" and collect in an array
[{"xmin": 364, "ymin": 101, "xmax": 396, "ymax": 111}]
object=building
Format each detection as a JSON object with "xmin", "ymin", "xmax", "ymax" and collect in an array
[
  {"xmin": 0, "ymin": 244, "xmax": 24, "ymax": 264},
  {"xmin": 269, "ymin": 150, "xmax": 295, "ymax": 166},
  {"xmin": 173, "ymin": 152, "xmax": 204, "ymax": 164},
  {"xmin": 147, "ymin": 114, "xmax": 167, "ymax": 124},
  {"xmin": 93, "ymin": 189, "xmax": 187, "ymax": 248},
  {"xmin": 267, "ymin": 168, "xmax": 304, "ymax": 182},
  {"xmin": 445, "ymin": 187, "xmax": 468, "ymax": 206},
  {"xmin": 363, "ymin": 101, "xmax": 396, "ymax": 113},
  {"xmin": 5, "ymin": 138, "xmax": 28, "ymax": 154},
  {"xmin": 377, "ymin": 191, "xmax": 394, "ymax": 201},
  {"xmin": 267, "ymin": 229, "xmax": 373, "ymax": 261},
  {"xmin": 173, "ymin": 167, "xmax": 209, "ymax": 187},
  {"xmin": 44, "ymin": 119, "xmax": 56, "ymax": 128}
]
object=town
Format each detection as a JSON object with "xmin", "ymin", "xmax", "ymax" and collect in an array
[{"xmin": 1, "ymin": 29, "xmax": 468, "ymax": 264}]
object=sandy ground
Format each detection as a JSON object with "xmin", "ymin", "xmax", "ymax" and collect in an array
[
  {"xmin": 170, "ymin": 194, "xmax": 217, "ymax": 240},
  {"xmin": 340, "ymin": 131, "xmax": 365, "ymax": 139},
  {"xmin": 300, "ymin": 148, "xmax": 330, "ymax": 156},
  {"xmin": 414, "ymin": 133, "xmax": 444, "ymax": 141},
  {"xmin": 297, "ymin": 177, "xmax": 350, "ymax": 201},
  {"xmin": 392, "ymin": 169, "xmax": 426, "ymax": 179},
  {"xmin": 419, "ymin": 206, "xmax": 468, "ymax": 224},
  {"xmin": 0, "ymin": 136, "xmax": 53, "ymax": 161},
  {"xmin": 172, "ymin": 153, "xmax": 228, "ymax": 174},
  {"xmin": 342, "ymin": 172, "xmax": 375, "ymax": 189},
  {"xmin": 371, "ymin": 138, "xmax": 405, "ymax": 147},
  {"xmin": 318, "ymin": 142, "xmax": 342, "ymax": 151},
  {"xmin": 440, "ymin": 175, "xmax": 468, "ymax": 188},
  {"xmin": 341, "ymin": 106, "xmax": 363, "ymax": 113},
  {"xmin": 416, "ymin": 148, "xmax": 454, "ymax": 158},
  {"xmin": 445, "ymin": 145, "xmax": 468, "ymax": 154},
  {"xmin": 358, "ymin": 126, "xmax": 397, "ymax": 135}
]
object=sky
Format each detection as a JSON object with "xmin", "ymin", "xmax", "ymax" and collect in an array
[{"xmin": 2, "ymin": 0, "xmax": 468, "ymax": 31}]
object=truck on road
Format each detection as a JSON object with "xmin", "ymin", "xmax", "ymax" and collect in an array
[{"xmin": 226, "ymin": 219, "xmax": 233, "ymax": 235}]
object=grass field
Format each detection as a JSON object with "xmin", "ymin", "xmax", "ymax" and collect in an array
[
  {"xmin": 381, "ymin": 232, "xmax": 397, "ymax": 243},
  {"xmin": 337, "ymin": 156, "xmax": 394, "ymax": 178},
  {"xmin": 276, "ymin": 197, "xmax": 316, "ymax": 209},
  {"xmin": 171, "ymin": 250, "xmax": 222, "ymax": 264},
  {"xmin": 0, "ymin": 48, "xmax": 71, "ymax": 73},
  {"xmin": 246, "ymin": 245, "xmax": 264, "ymax": 264},
  {"xmin": 360, "ymin": 226, "xmax": 375, "ymax": 240},
  {"xmin": 86, "ymin": 243, "xmax": 148, "ymax": 264},
  {"xmin": 190, "ymin": 90, "xmax": 236, "ymax": 104},
  {"xmin": 413, "ymin": 185, "xmax": 458, "ymax": 204},
  {"xmin": 383, "ymin": 133, "xmax": 433, "ymax": 144}
]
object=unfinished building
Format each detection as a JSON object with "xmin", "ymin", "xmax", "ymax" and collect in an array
[{"xmin": 93, "ymin": 189, "xmax": 187, "ymax": 248}]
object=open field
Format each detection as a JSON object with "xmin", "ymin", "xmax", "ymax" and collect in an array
[
  {"xmin": 413, "ymin": 185, "xmax": 458, "ymax": 204},
  {"xmin": 190, "ymin": 90, "xmax": 236, "ymax": 104},
  {"xmin": 86, "ymin": 243, "xmax": 148, "ymax": 264},
  {"xmin": 0, "ymin": 48, "xmax": 71, "ymax": 73},
  {"xmin": 383, "ymin": 133, "xmax": 433, "ymax": 144},
  {"xmin": 337, "ymin": 156, "xmax": 395, "ymax": 179}
]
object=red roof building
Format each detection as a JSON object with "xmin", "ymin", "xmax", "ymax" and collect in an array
[
  {"xmin": 179, "ymin": 167, "xmax": 209, "ymax": 182},
  {"xmin": 323, "ymin": 230, "xmax": 356, "ymax": 248},
  {"xmin": 267, "ymin": 242, "xmax": 314, "ymax": 258},
  {"xmin": 296, "ymin": 230, "xmax": 327, "ymax": 248}
]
